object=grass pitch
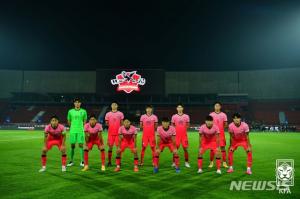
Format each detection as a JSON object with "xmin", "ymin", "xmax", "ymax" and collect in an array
[{"xmin": 0, "ymin": 130, "xmax": 299, "ymax": 199}]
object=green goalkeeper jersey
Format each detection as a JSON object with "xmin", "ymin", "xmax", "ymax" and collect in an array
[{"xmin": 67, "ymin": 108, "xmax": 87, "ymax": 134}]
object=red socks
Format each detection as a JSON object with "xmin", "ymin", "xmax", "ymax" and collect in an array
[
  {"xmin": 41, "ymin": 155, "xmax": 47, "ymax": 166},
  {"xmin": 210, "ymin": 150, "xmax": 214, "ymax": 161},
  {"xmin": 228, "ymin": 151, "xmax": 233, "ymax": 166},
  {"xmin": 108, "ymin": 150, "xmax": 112, "ymax": 163},
  {"xmin": 184, "ymin": 151, "xmax": 189, "ymax": 162},
  {"xmin": 140, "ymin": 147, "xmax": 145, "ymax": 163},
  {"xmin": 62, "ymin": 154, "xmax": 66, "ymax": 166},
  {"xmin": 247, "ymin": 152, "xmax": 253, "ymax": 167},
  {"xmin": 221, "ymin": 150, "xmax": 227, "ymax": 162},
  {"xmin": 116, "ymin": 156, "xmax": 121, "ymax": 166},
  {"xmin": 174, "ymin": 154, "xmax": 180, "ymax": 168},
  {"xmin": 198, "ymin": 157, "xmax": 203, "ymax": 169},
  {"xmin": 101, "ymin": 149, "xmax": 105, "ymax": 166},
  {"xmin": 154, "ymin": 155, "xmax": 159, "ymax": 167},
  {"xmin": 216, "ymin": 157, "xmax": 221, "ymax": 170},
  {"xmin": 84, "ymin": 149, "xmax": 89, "ymax": 166},
  {"xmin": 134, "ymin": 158, "xmax": 139, "ymax": 166}
]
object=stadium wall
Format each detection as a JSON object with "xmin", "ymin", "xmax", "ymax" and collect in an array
[
  {"xmin": 0, "ymin": 68, "xmax": 299, "ymax": 99},
  {"xmin": 165, "ymin": 68, "xmax": 300, "ymax": 99}
]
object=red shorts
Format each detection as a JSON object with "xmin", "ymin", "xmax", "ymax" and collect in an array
[
  {"xmin": 86, "ymin": 139, "xmax": 102, "ymax": 150},
  {"xmin": 107, "ymin": 134, "xmax": 119, "ymax": 147},
  {"xmin": 120, "ymin": 141, "xmax": 136, "ymax": 153},
  {"xmin": 159, "ymin": 142, "xmax": 175, "ymax": 153},
  {"xmin": 142, "ymin": 135, "xmax": 156, "ymax": 148},
  {"xmin": 175, "ymin": 133, "xmax": 189, "ymax": 148},
  {"xmin": 230, "ymin": 141, "xmax": 249, "ymax": 151},
  {"xmin": 200, "ymin": 141, "xmax": 218, "ymax": 154},
  {"xmin": 46, "ymin": 139, "xmax": 63, "ymax": 150}
]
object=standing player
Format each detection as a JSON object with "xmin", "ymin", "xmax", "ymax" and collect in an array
[
  {"xmin": 82, "ymin": 115, "xmax": 106, "ymax": 172},
  {"xmin": 114, "ymin": 118, "xmax": 139, "ymax": 172},
  {"xmin": 171, "ymin": 103, "xmax": 190, "ymax": 168},
  {"xmin": 139, "ymin": 105, "xmax": 158, "ymax": 166},
  {"xmin": 67, "ymin": 98, "xmax": 87, "ymax": 167},
  {"xmin": 209, "ymin": 102, "xmax": 228, "ymax": 168},
  {"xmin": 105, "ymin": 102, "xmax": 124, "ymax": 166},
  {"xmin": 197, "ymin": 116, "xmax": 222, "ymax": 174},
  {"xmin": 39, "ymin": 115, "xmax": 67, "ymax": 172},
  {"xmin": 153, "ymin": 117, "xmax": 180, "ymax": 173},
  {"xmin": 227, "ymin": 113, "xmax": 252, "ymax": 175}
]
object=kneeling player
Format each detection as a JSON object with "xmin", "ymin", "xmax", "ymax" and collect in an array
[
  {"xmin": 82, "ymin": 115, "xmax": 106, "ymax": 171},
  {"xmin": 39, "ymin": 115, "xmax": 67, "ymax": 172},
  {"xmin": 153, "ymin": 117, "xmax": 180, "ymax": 173},
  {"xmin": 197, "ymin": 116, "xmax": 222, "ymax": 174},
  {"xmin": 114, "ymin": 118, "xmax": 139, "ymax": 172},
  {"xmin": 227, "ymin": 113, "xmax": 252, "ymax": 175}
]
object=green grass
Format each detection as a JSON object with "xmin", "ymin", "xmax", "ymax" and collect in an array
[{"xmin": 0, "ymin": 130, "xmax": 299, "ymax": 199}]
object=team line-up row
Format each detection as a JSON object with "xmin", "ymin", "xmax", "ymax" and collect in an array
[{"xmin": 39, "ymin": 99, "xmax": 252, "ymax": 175}]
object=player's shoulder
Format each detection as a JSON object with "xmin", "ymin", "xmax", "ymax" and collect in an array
[
  {"xmin": 58, "ymin": 124, "xmax": 65, "ymax": 130},
  {"xmin": 170, "ymin": 125, "xmax": 176, "ymax": 131},
  {"xmin": 228, "ymin": 122, "xmax": 234, "ymax": 127},
  {"xmin": 157, "ymin": 126, "xmax": 162, "ymax": 131},
  {"xmin": 44, "ymin": 124, "xmax": 51, "ymax": 131},
  {"xmin": 81, "ymin": 108, "xmax": 87, "ymax": 112},
  {"xmin": 241, "ymin": 122, "xmax": 249, "ymax": 127},
  {"xmin": 84, "ymin": 122, "xmax": 90, "ymax": 128}
]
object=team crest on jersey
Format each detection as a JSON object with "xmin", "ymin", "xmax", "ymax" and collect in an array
[{"xmin": 111, "ymin": 71, "xmax": 146, "ymax": 93}]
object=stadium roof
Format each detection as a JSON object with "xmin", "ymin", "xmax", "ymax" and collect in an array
[{"xmin": 1, "ymin": 1, "xmax": 300, "ymax": 71}]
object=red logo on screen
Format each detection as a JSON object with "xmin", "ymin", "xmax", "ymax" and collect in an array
[{"xmin": 111, "ymin": 71, "xmax": 146, "ymax": 93}]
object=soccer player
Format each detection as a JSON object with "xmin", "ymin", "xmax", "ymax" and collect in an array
[
  {"xmin": 105, "ymin": 102, "xmax": 124, "ymax": 166},
  {"xmin": 139, "ymin": 104, "xmax": 158, "ymax": 166},
  {"xmin": 82, "ymin": 115, "xmax": 106, "ymax": 172},
  {"xmin": 227, "ymin": 113, "xmax": 252, "ymax": 175},
  {"xmin": 197, "ymin": 116, "xmax": 222, "ymax": 174},
  {"xmin": 209, "ymin": 102, "xmax": 228, "ymax": 168},
  {"xmin": 67, "ymin": 98, "xmax": 87, "ymax": 167},
  {"xmin": 114, "ymin": 118, "xmax": 139, "ymax": 172},
  {"xmin": 153, "ymin": 117, "xmax": 180, "ymax": 173},
  {"xmin": 39, "ymin": 115, "xmax": 66, "ymax": 172},
  {"xmin": 171, "ymin": 103, "xmax": 190, "ymax": 168}
]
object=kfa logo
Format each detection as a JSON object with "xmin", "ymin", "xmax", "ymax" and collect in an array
[
  {"xmin": 276, "ymin": 159, "xmax": 295, "ymax": 194},
  {"xmin": 111, "ymin": 71, "xmax": 146, "ymax": 93}
]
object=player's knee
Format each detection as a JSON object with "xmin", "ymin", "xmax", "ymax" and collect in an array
[
  {"xmin": 229, "ymin": 147, "xmax": 234, "ymax": 152},
  {"xmin": 60, "ymin": 147, "xmax": 66, "ymax": 153},
  {"xmin": 78, "ymin": 143, "xmax": 83, "ymax": 148},
  {"xmin": 42, "ymin": 147, "xmax": 47, "ymax": 154},
  {"xmin": 71, "ymin": 144, "xmax": 75, "ymax": 149},
  {"xmin": 221, "ymin": 146, "xmax": 225, "ymax": 150}
]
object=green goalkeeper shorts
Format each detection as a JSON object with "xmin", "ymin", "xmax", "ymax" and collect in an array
[{"xmin": 69, "ymin": 133, "xmax": 85, "ymax": 144}]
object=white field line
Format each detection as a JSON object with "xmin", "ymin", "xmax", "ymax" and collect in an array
[{"xmin": 0, "ymin": 136, "xmax": 41, "ymax": 142}]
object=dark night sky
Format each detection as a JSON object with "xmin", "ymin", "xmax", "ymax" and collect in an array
[{"xmin": 1, "ymin": 0, "xmax": 300, "ymax": 71}]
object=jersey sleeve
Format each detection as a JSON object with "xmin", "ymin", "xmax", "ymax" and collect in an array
[
  {"xmin": 67, "ymin": 110, "xmax": 71, "ymax": 121},
  {"xmin": 223, "ymin": 113, "xmax": 228, "ymax": 122},
  {"xmin": 198, "ymin": 125, "xmax": 203, "ymax": 134},
  {"xmin": 140, "ymin": 115, "xmax": 144, "ymax": 122},
  {"xmin": 83, "ymin": 110, "xmax": 87, "ymax": 121},
  {"xmin": 84, "ymin": 124, "xmax": 89, "ymax": 132},
  {"xmin": 244, "ymin": 123, "xmax": 250, "ymax": 133},
  {"xmin": 133, "ymin": 127, "xmax": 138, "ymax": 134},
  {"xmin": 171, "ymin": 115, "xmax": 175, "ymax": 124},
  {"xmin": 154, "ymin": 115, "xmax": 158, "ymax": 123},
  {"xmin": 105, "ymin": 112, "xmax": 109, "ymax": 121},
  {"xmin": 118, "ymin": 127, "xmax": 122, "ymax": 135},
  {"xmin": 44, "ymin": 125, "xmax": 49, "ymax": 133},
  {"xmin": 98, "ymin": 124, "xmax": 103, "ymax": 132},
  {"xmin": 186, "ymin": 115, "xmax": 190, "ymax": 123},
  {"xmin": 171, "ymin": 127, "xmax": 176, "ymax": 136},
  {"xmin": 120, "ymin": 112, "xmax": 124, "ymax": 120},
  {"xmin": 228, "ymin": 124, "xmax": 233, "ymax": 133}
]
